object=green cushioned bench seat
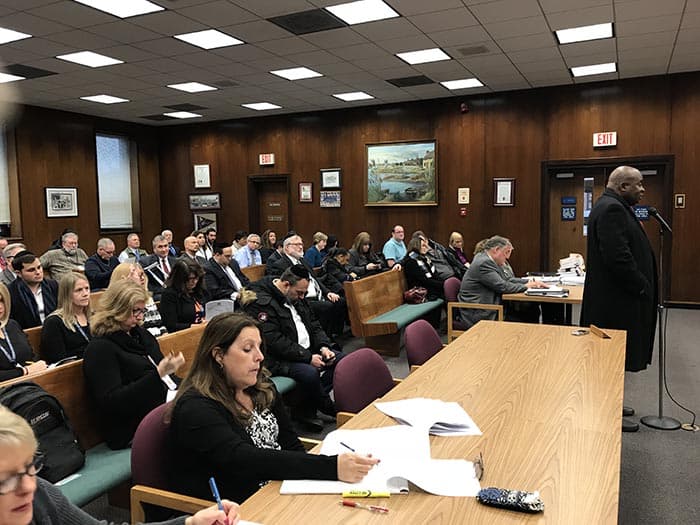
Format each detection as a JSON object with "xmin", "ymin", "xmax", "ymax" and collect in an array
[
  {"xmin": 366, "ymin": 299, "xmax": 444, "ymax": 329},
  {"xmin": 271, "ymin": 375, "xmax": 297, "ymax": 395},
  {"xmin": 54, "ymin": 443, "xmax": 132, "ymax": 507}
]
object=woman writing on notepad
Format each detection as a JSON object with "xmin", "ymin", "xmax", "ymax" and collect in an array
[{"xmin": 167, "ymin": 312, "xmax": 378, "ymax": 504}]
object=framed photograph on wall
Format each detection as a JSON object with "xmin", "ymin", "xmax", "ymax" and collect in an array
[
  {"xmin": 493, "ymin": 178, "xmax": 515, "ymax": 206},
  {"xmin": 299, "ymin": 182, "xmax": 313, "ymax": 202},
  {"xmin": 365, "ymin": 140, "xmax": 437, "ymax": 206},
  {"xmin": 194, "ymin": 212, "xmax": 217, "ymax": 231},
  {"xmin": 189, "ymin": 193, "xmax": 221, "ymax": 210},
  {"xmin": 321, "ymin": 168, "xmax": 341, "ymax": 189},
  {"xmin": 45, "ymin": 187, "xmax": 78, "ymax": 217},
  {"xmin": 193, "ymin": 164, "xmax": 211, "ymax": 188},
  {"xmin": 320, "ymin": 190, "xmax": 341, "ymax": 208}
]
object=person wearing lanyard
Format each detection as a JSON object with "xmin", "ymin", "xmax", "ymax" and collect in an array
[
  {"xmin": 40, "ymin": 273, "xmax": 92, "ymax": 364},
  {"xmin": 0, "ymin": 283, "xmax": 47, "ymax": 381},
  {"xmin": 83, "ymin": 280, "xmax": 185, "ymax": 449}
]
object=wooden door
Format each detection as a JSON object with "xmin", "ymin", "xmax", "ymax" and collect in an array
[{"xmin": 248, "ymin": 176, "xmax": 289, "ymax": 237}]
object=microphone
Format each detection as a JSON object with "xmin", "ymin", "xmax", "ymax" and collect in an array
[{"xmin": 648, "ymin": 207, "xmax": 672, "ymax": 234}]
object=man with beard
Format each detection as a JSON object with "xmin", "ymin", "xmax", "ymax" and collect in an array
[{"xmin": 39, "ymin": 232, "xmax": 87, "ymax": 281}]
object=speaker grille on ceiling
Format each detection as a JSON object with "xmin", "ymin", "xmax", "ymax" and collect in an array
[
  {"xmin": 268, "ymin": 9, "xmax": 346, "ymax": 35},
  {"xmin": 386, "ymin": 75, "xmax": 435, "ymax": 87},
  {"xmin": 456, "ymin": 45, "xmax": 490, "ymax": 57}
]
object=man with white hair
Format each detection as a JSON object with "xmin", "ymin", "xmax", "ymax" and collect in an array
[
  {"xmin": 162, "ymin": 229, "xmax": 180, "ymax": 256},
  {"xmin": 235, "ymin": 233, "xmax": 262, "ymax": 269},
  {"xmin": 39, "ymin": 232, "xmax": 88, "ymax": 281},
  {"xmin": 84, "ymin": 238, "xmax": 119, "ymax": 290}
]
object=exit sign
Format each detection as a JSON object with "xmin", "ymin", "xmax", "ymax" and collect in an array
[
  {"xmin": 259, "ymin": 153, "xmax": 275, "ymax": 166},
  {"xmin": 593, "ymin": 132, "xmax": 617, "ymax": 148}
]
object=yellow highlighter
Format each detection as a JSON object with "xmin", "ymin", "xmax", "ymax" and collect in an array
[{"xmin": 342, "ymin": 490, "xmax": 390, "ymax": 498}]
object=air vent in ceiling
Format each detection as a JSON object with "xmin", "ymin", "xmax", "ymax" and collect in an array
[
  {"xmin": 386, "ymin": 75, "xmax": 434, "ymax": 87},
  {"xmin": 268, "ymin": 9, "xmax": 346, "ymax": 35},
  {"xmin": 456, "ymin": 45, "xmax": 490, "ymax": 57}
]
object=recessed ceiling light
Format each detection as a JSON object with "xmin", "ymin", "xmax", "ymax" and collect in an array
[
  {"xmin": 242, "ymin": 102, "xmax": 282, "ymax": 111},
  {"xmin": 270, "ymin": 67, "xmax": 322, "ymax": 81},
  {"xmin": 0, "ymin": 27, "xmax": 32, "ymax": 44},
  {"xmin": 555, "ymin": 23, "xmax": 613, "ymax": 45},
  {"xmin": 72, "ymin": 0, "xmax": 164, "ymax": 18},
  {"xmin": 167, "ymin": 82, "xmax": 218, "ymax": 93},
  {"xmin": 571, "ymin": 62, "xmax": 617, "ymax": 77},
  {"xmin": 0, "ymin": 72, "xmax": 25, "ymax": 83},
  {"xmin": 326, "ymin": 0, "xmax": 399, "ymax": 25},
  {"xmin": 80, "ymin": 94, "xmax": 129, "ymax": 104},
  {"xmin": 440, "ymin": 78, "xmax": 483, "ymax": 90},
  {"xmin": 174, "ymin": 29, "xmax": 244, "ymax": 50},
  {"xmin": 56, "ymin": 51, "xmax": 123, "ymax": 68},
  {"xmin": 333, "ymin": 91, "xmax": 374, "ymax": 101},
  {"xmin": 396, "ymin": 48, "xmax": 451, "ymax": 65},
  {"xmin": 163, "ymin": 111, "xmax": 202, "ymax": 119}
]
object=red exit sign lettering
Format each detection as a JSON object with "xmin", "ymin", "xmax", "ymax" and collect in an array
[
  {"xmin": 259, "ymin": 153, "xmax": 275, "ymax": 166},
  {"xmin": 593, "ymin": 132, "xmax": 617, "ymax": 148}
]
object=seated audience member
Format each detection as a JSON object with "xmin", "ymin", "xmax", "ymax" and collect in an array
[
  {"xmin": 205, "ymin": 227, "xmax": 217, "ymax": 254},
  {"xmin": 8, "ymin": 252, "xmax": 58, "ymax": 329},
  {"xmin": 118, "ymin": 233, "xmax": 148, "ymax": 263},
  {"xmin": 0, "ymin": 283, "xmax": 46, "ymax": 381},
  {"xmin": 244, "ymin": 267, "xmax": 344, "ymax": 432},
  {"xmin": 325, "ymin": 234, "xmax": 339, "ymax": 255},
  {"xmin": 204, "ymin": 242, "xmax": 250, "ymax": 302},
  {"xmin": 0, "ymin": 237, "xmax": 7, "ymax": 271},
  {"xmin": 267, "ymin": 234, "xmax": 345, "ymax": 337},
  {"xmin": 348, "ymin": 231, "xmax": 393, "ymax": 277},
  {"xmin": 47, "ymin": 228, "xmax": 75, "ymax": 251},
  {"xmin": 448, "ymin": 232, "xmax": 470, "ymax": 270},
  {"xmin": 265, "ymin": 241, "xmax": 284, "ymax": 269},
  {"xmin": 167, "ymin": 312, "xmax": 377, "ymax": 503},
  {"xmin": 458, "ymin": 235, "xmax": 548, "ymax": 329},
  {"xmin": 83, "ymin": 279, "xmax": 184, "ymax": 449},
  {"xmin": 193, "ymin": 230, "xmax": 212, "ymax": 260},
  {"xmin": 84, "ymin": 237, "xmax": 119, "ymax": 291},
  {"xmin": 179, "ymin": 236, "xmax": 207, "ymax": 266},
  {"xmin": 110, "ymin": 262, "xmax": 166, "ymax": 337},
  {"xmin": 412, "ymin": 230, "xmax": 464, "ymax": 280},
  {"xmin": 403, "ymin": 235, "xmax": 447, "ymax": 301},
  {"xmin": 259, "ymin": 230, "xmax": 277, "ymax": 263},
  {"xmin": 40, "ymin": 273, "xmax": 91, "ymax": 364},
  {"xmin": 0, "ymin": 404, "xmax": 241, "ymax": 525},
  {"xmin": 162, "ymin": 228, "xmax": 180, "ymax": 256},
  {"xmin": 231, "ymin": 230, "xmax": 248, "ymax": 257},
  {"xmin": 235, "ymin": 233, "xmax": 262, "ymax": 269},
  {"xmin": 160, "ymin": 260, "xmax": 208, "ymax": 333},
  {"xmin": 321, "ymin": 247, "xmax": 355, "ymax": 295},
  {"xmin": 0, "ymin": 243, "xmax": 25, "ymax": 286},
  {"xmin": 382, "ymin": 225, "xmax": 407, "ymax": 268},
  {"xmin": 39, "ymin": 232, "xmax": 88, "ymax": 282},
  {"xmin": 141, "ymin": 235, "xmax": 177, "ymax": 301},
  {"xmin": 303, "ymin": 232, "xmax": 327, "ymax": 269}
]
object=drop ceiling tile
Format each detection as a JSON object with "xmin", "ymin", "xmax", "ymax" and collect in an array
[
  {"xmin": 132, "ymin": 58, "xmax": 195, "ymax": 73},
  {"xmin": 105, "ymin": 63, "xmax": 162, "ymax": 78},
  {"xmin": 469, "ymin": 0, "xmax": 542, "ymax": 23},
  {"xmin": 516, "ymin": 58, "xmax": 568, "ymax": 74},
  {"xmin": 616, "ymin": 15, "xmax": 682, "ymax": 37},
  {"xmin": 221, "ymin": 20, "xmax": 292, "ymax": 43},
  {"xmin": 525, "ymin": 69, "xmax": 574, "ymax": 82},
  {"xmin": 509, "ymin": 46, "xmax": 562, "ymax": 64},
  {"xmin": 618, "ymin": 46, "xmax": 671, "ymax": 61},
  {"xmin": 412, "ymin": 60, "xmax": 470, "ymax": 77},
  {"xmin": 615, "ymin": 0, "xmax": 685, "ymax": 22},
  {"xmin": 177, "ymin": 1, "xmax": 259, "ymax": 26},
  {"xmin": 351, "ymin": 54, "xmax": 409, "ymax": 71},
  {"xmin": 676, "ymin": 29, "xmax": 700, "ymax": 44},
  {"xmin": 27, "ymin": 1, "xmax": 114, "ymax": 27},
  {"xmin": 84, "ymin": 21, "xmax": 163, "ymax": 44},
  {"xmin": 545, "ymin": 5, "xmax": 614, "ymax": 30},
  {"xmin": 530, "ymin": 77, "xmax": 573, "ymax": 88},
  {"xmin": 376, "ymin": 34, "xmax": 437, "ymax": 54},
  {"xmin": 681, "ymin": 11, "xmax": 700, "ymax": 29},
  {"xmin": 538, "ymin": 0, "xmax": 612, "ymax": 14},
  {"xmin": 498, "ymin": 32, "xmax": 557, "ymax": 52},
  {"xmin": 559, "ymin": 38, "xmax": 616, "ymax": 59},
  {"xmin": 130, "ymin": 11, "xmax": 208, "ymax": 36},
  {"xmin": 0, "ymin": 0, "xmax": 56, "ymax": 9},
  {"xmin": 175, "ymin": 51, "xmax": 236, "ymax": 68},
  {"xmin": 387, "ymin": 0, "xmax": 465, "ymax": 16},
  {"xmin": 564, "ymin": 52, "xmax": 617, "ymax": 68},
  {"xmin": 408, "ymin": 8, "xmax": 479, "ymax": 33},
  {"xmin": 132, "ymin": 37, "xmax": 201, "ymax": 57},
  {"xmin": 210, "ymin": 44, "xmax": 278, "ymax": 62},
  {"xmin": 0, "ymin": 47, "xmax": 42, "ymax": 64},
  {"xmin": 316, "ymin": 61, "xmax": 364, "ymax": 75},
  {"xmin": 6, "ymin": 37, "xmax": 75, "ymax": 58},
  {"xmin": 459, "ymin": 55, "xmax": 520, "ymax": 75},
  {"xmin": 45, "ymin": 29, "xmax": 120, "ymax": 50},
  {"xmin": 227, "ymin": 0, "xmax": 316, "ymax": 18},
  {"xmin": 351, "ymin": 18, "xmax": 422, "ymax": 42},
  {"xmin": 203, "ymin": 61, "xmax": 267, "ymax": 77},
  {"xmin": 484, "ymin": 16, "xmax": 550, "ymax": 39},
  {"xmin": 401, "ymin": 83, "xmax": 450, "ymax": 97},
  {"xmin": 286, "ymin": 49, "xmax": 344, "ymax": 66},
  {"xmin": 617, "ymin": 31, "xmax": 677, "ymax": 50},
  {"xmin": 332, "ymin": 42, "xmax": 387, "ymax": 61},
  {"xmin": 572, "ymin": 71, "xmax": 618, "ymax": 83},
  {"xmin": 255, "ymin": 36, "xmax": 319, "ymax": 55},
  {"xmin": 428, "ymin": 25, "xmax": 492, "ymax": 47},
  {"xmin": 0, "ymin": 12, "xmax": 72, "ymax": 36},
  {"xmin": 302, "ymin": 27, "xmax": 368, "ymax": 49}
]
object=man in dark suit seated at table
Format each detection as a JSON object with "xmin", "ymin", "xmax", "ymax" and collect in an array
[
  {"xmin": 458, "ymin": 235, "xmax": 548, "ymax": 329},
  {"xmin": 8, "ymin": 251, "xmax": 59, "ymax": 328},
  {"xmin": 141, "ymin": 234, "xmax": 178, "ymax": 301},
  {"xmin": 243, "ymin": 266, "xmax": 343, "ymax": 432},
  {"xmin": 204, "ymin": 242, "xmax": 249, "ymax": 304}
]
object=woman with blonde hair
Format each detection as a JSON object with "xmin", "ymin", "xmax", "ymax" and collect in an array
[
  {"xmin": 0, "ymin": 283, "xmax": 46, "ymax": 381},
  {"xmin": 109, "ymin": 262, "xmax": 165, "ymax": 337},
  {"xmin": 83, "ymin": 279, "xmax": 185, "ymax": 449},
  {"xmin": 40, "ymin": 272, "xmax": 91, "ymax": 364}
]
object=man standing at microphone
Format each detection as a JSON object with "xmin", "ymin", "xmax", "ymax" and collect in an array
[{"xmin": 581, "ymin": 165, "xmax": 658, "ymax": 432}]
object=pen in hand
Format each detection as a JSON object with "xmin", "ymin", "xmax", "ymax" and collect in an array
[
  {"xmin": 208, "ymin": 476, "xmax": 229, "ymax": 525},
  {"xmin": 340, "ymin": 441, "xmax": 355, "ymax": 452}
]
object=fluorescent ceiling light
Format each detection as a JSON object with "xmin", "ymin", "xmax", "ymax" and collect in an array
[
  {"xmin": 0, "ymin": 27, "xmax": 32, "ymax": 44},
  {"xmin": 0, "ymin": 72, "xmax": 25, "ymax": 83},
  {"xmin": 167, "ymin": 82, "xmax": 217, "ymax": 93},
  {"xmin": 80, "ymin": 94, "xmax": 129, "ymax": 104},
  {"xmin": 555, "ymin": 23, "xmax": 613, "ymax": 45},
  {"xmin": 72, "ymin": 0, "xmax": 164, "ymax": 18},
  {"xmin": 396, "ymin": 48, "xmax": 450, "ymax": 65},
  {"xmin": 440, "ymin": 78, "xmax": 483, "ymax": 90},
  {"xmin": 326, "ymin": 0, "xmax": 400, "ymax": 25},
  {"xmin": 164, "ymin": 111, "xmax": 202, "ymax": 119},
  {"xmin": 571, "ymin": 62, "xmax": 616, "ymax": 77},
  {"xmin": 242, "ymin": 102, "xmax": 282, "ymax": 111},
  {"xmin": 56, "ymin": 51, "xmax": 123, "ymax": 67},
  {"xmin": 333, "ymin": 91, "xmax": 374, "ymax": 101},
  {"xmin": 174, "ymin": 29, "xmax": 243, "ymax": 50},
  {"xmin": 270, "ymin": 67, "xmax": 322, "ymax": 81}
]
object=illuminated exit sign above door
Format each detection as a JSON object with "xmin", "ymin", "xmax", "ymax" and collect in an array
[
  {"xmin": 593, "ymin": 132, "xmax": 617, "ymax": 148},
  {"xmin": 259, "ymin": 153, "xmax": 275, "ymax": 166}
]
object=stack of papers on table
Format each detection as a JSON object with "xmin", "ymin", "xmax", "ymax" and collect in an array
[
  {"xmin": 560, "ymin": 274, "xmax": 585, "ymax": 286},
  {"xmin": 524, "ymin": 286, "xmax": 569, "ymax": 297},
  {"xmin": 374, "ymin": 398, "xmax": 482, "ymax": 436}
]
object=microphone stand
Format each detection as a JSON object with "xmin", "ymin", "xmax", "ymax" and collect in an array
[{"xmin": 640, "ymin": 216, "xmax": 680, "ymax": 430}]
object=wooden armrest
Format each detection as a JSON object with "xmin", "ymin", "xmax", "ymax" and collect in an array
[
  {"xmin": 337, "ymin": 411, "xmax": 355, "ymax": 427},
  {"xmin": 130, "ymin": 485, "xmax": 212, "ymax": 525},
  {"xmin": 409, "ymin": 365, "xmax": 421, "ymax": 374},
  {"xmin": 299, "ymin": 437, "xmax": 321, "ymax": 451},
  {"xmin": 392, "ymin": 377, "xmax": 402, "ymax": 387},
  {"xmin": 447, "ymin": 302, "xmax": 504, "ymax": 342}
]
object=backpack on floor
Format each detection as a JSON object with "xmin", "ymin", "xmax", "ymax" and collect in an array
[{"xmin": 0, "ymin": 381, "xmax": 85, "ymax": 482}]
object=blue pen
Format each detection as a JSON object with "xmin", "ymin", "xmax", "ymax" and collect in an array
[{"xmin": 208, "ymin": 477, "xmax": 228, "ymax": 524}]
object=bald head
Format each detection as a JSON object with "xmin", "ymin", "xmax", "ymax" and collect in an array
[{"xmin": 607, "ymin": 166, "xmax": 644, "ymax": 206}]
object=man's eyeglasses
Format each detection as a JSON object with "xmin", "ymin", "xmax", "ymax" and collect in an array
[
  {"xmin": 0, "ymin": 455, "xmax": 44, "ymax": 494},
  {"xmin": 473, "ymin": 452, "xmax": 484, "ymax": 481}
]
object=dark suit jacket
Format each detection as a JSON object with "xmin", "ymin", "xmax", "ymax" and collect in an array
[
  {"xmin": 159, "ymin": 287, "xmax": 207, "ymax": 333},
  {"xmin": 203, "ymin": 259, "xmax": 249, "ymax": 301},
  {"xmin": 141, "ymin": 254, "xmax": 178, "ymax": 301},
  {"xmin": 0, "ymin": 320, "xmax": 35, "ymax": 382},
  {"xmin": 580, "ymin": 188, "xmax": 658, "ymax": 371},
  {"xmin": 178, "ymin": 253, "xmax": 207, "ymax": 267},
  {"xmin": 84, "ymin": 254, "xmax": 119, "ymax": 290},
  {"xmin": 267, "ymin": 255, "xmax": 331, "ymax": 297},
  {"xmin": 8, "ymin": 278, "xmax": 59, "ymax": 329}
]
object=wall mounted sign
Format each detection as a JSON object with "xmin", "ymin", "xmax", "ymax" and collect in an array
[
  {"xmin": 593, "ymin": 131, "xmax": 617, "ymax": 148},
  {"xmin": 458, "ymin": 187, "xmax": 470, "ymax": 204},
  {"xmin": 320, "ymin": 190, "xmax": 341, "ymax": 208},
  {"xmin": 299, "ymin": 182, "xmax": 312, "ymax": 202},
  {"xmin": 561, "ymin": 206, "xmax": 576, "ymax": 221},
  {"xmin": 493, "ymin": 178, "xmax": 515, "ymax": 206},
  {"xmin": 320, "ymin": 168, "xmax": 341, "ymax": 189},
  {"xmin": 259, "ymin": 153, "xmax": 275, "ymax": 166},
  {"xmin": 193, "ymin": 164, "xmax": 210, "ymax": 188},
  {"xmin": 561, "ymin": 196, "xmax": 576, "ymax": 205},
  {"xmin": 45, "ymin": 187, "xmax": 78, "ymax": 218}
]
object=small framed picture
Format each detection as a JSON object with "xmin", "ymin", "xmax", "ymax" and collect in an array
[
  {"xmin": 194, "ymin": 212, "xmax": 217, "ymax": 231},
  {"xmin": 299, "ymin": 182, "xmax": 313, "ymax": 202},
  {"xmin": 189, "ymin": 193, "xmax": 221, "ymax": 211},
  {"xmin": 493, "ymin": 178, "xmax": 515, "ymax": 207},
  {"xmin": 320, "ymin": 190, "xmax": 341, "ymax": 208},
  {"xmin": 45, "ymin": 187, "xmax": 78, "ymax": 217},
  {"xmin": 193, "ymin": 164, "xmax": 211, "ymax": 188},
  {"xmin": 561, "ymin": 206, "xmax": 576, "ymax": 221},
  {"xmin": 321, "ymin": 168, "xmax": 341, "ymax": 189}
]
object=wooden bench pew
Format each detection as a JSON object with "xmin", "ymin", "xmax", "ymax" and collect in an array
[
  {"xmin": 343, "ymin": 270, "xmax": 443, "ymax": 356},
  {"xmin": 241, "ymin": 264, "xmax": 265, "ymax": 283}
]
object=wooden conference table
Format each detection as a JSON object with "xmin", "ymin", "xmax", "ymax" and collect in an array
[
  {"xmin": 239, "ymin": 321, "xmax": 626, "ymax": 524},
  {"xmin": 503, "ymin": 285, "xmax": 584, "ymax": 324}
]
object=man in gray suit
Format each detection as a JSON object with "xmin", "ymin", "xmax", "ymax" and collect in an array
[
  {"xmin": 0, "ymin": 243, "xmax": 25, "ymax": 286},
  {"xmin": 458, "ymin": 235, "xmax": 547, "ymax": 328}
]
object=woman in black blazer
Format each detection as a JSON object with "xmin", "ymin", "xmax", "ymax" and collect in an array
[
  {"xmin": 0, "ymin": 283, "xmax": 46, "ymax": 381},
  {"xmin": 160, "ymin": 260, "xmax": 207, "ymax": 333}
]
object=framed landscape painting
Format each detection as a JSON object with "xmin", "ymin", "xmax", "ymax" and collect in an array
[{"xmin": 365, "ymin": 140, "xmax": 437, "ymax": 206}]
